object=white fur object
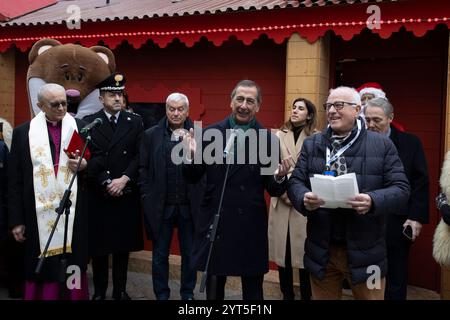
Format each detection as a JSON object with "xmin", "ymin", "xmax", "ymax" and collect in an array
[
  {"xmin": 434, "ymin": 150, "xmax": 450, "ymax": 266},
  {"xmin": 440, "ymin": 151, "xmax": 450, "ymax": 197},
  {"xmin": 359, "ymin": 87, "xmax": 386, "ymax": 99},
  {"xmin": 433, "ymin": 219, "xmax": 450, "ymax": 266}
]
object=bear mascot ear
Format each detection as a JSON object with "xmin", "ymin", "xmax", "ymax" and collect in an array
[
  {"xmin": 27, "ymin": 38, "xmax": 116, "ymax": 119},
  {"xmin": 90, "ymin": 46, "xmax": 116, "ymax": 74},
  {"xmin": 28, "ymin": 38, "xmax": 62, "ymax": 65}
]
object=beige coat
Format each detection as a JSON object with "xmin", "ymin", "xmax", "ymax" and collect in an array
[{"xmin": 268, "ymin": 128, "xmax": 309, "ymax": 268}]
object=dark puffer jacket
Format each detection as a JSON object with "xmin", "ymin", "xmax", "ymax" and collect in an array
[{"xmin": 287, "ymin": 123, "xmax": 410, "ymax": 285}]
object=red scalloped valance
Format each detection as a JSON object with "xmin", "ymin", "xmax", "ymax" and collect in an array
[{"xmin": 0, "ymin": 0, "xmax": 448, "ymax": 52}]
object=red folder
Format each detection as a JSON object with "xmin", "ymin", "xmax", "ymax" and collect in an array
[{"xmin": 63, "ymin": 128, "xmax": 91, "ymax": 160}]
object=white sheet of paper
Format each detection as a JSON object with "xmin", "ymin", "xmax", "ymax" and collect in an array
[{"xmin": 309, "ymin": 172, "xmax": 359, "ymax": 209}]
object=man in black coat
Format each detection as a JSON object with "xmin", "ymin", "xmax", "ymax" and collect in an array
[
  {"xmin": 0, "ymin": 136, "xmax": 25, "ymax": 299},
  {"xmin": 0, "ymin": 139, "xmax": 8, "ymax": 241},
  {"xmin": 85, "ymin": 73, "xmax": 144, "ymax": 300},
  {"xmin": 183, "ymin": 80, "xmax": 290, "ymax": 300},
  {"xmin": 288, "ymin": 86, "xmax": 410, "ymax": 300},
  {"xmin": 8, "ymin": 83, "xmax": 89, "ymax": 300},
  {"xmin": 365, "ymin": 97, "xmax": 429, "ymax": 300},
  {"xmin": 139, "ymin": 93, "xmax": 203, "ymax": 300}
]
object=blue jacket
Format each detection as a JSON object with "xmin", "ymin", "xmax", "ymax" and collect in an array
[{"xmin": 288, "ymin": 122, "xmax": 410, "ymax": 284}]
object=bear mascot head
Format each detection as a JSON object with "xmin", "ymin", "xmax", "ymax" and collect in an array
[{"xmin": 27, "ymin": 38, "xmax": 116, "ymax": 119}]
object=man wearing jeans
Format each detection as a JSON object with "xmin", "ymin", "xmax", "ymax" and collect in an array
[{"xmin": 139, "ymin": 93, "xmax": 202, "ymax": 300}]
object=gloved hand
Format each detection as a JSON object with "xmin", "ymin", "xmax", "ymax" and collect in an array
[{"xmin": 436, "ymin": 193, "xmax": 450, "ymax": 225}]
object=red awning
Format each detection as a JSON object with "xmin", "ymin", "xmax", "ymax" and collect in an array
[
  {"xmin": 0, "ymin": 0, "xmax": 56, "ymax": 22},
  {"xmin": 0, "ymin": 0, "xmax": 448, "ymax": 52}
]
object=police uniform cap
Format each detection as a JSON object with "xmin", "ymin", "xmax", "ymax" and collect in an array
[{"xmin": 97, "ymin": 73, "xmax": 126, "ymax": 92}]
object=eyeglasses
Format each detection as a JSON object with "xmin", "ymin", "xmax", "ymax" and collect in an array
[
  {"xmin": 49, "ymin": 101, "xmax": 68, "ymax": 109},
  {"xmin": 323, "ymin": 101, "xmax": 357, "ymax": 111},
  {"xmin": 234, "ymin": 96, "xmax": 257, "ymax": 106}
]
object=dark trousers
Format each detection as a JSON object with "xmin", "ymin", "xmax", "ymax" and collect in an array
[
  {"xmin": 206, "ymin": 274, "xmax": 264, "ymax": 300},
  {"xmin": 278, "ymin": 232, "xmax": 311, "ymax": 300},
  {"xmin": 91, "ymin": 252, "xmax": 129, "ymax": 296},
  {"xmin": 385, "ymin": 214, "xmax": 411, "ymax": 300},
  {"xmin": 0, "ymin": 235, "xmax": 24, "ymax": 298},
  {"xmin": 152, "ymin": 205, "xmax": 196, "ymax": 300},
  {"xmin": 385, "ymin": 242, "xmax": 410, "ymax": 300}
]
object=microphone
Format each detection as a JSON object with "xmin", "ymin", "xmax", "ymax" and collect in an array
[
  {"xmin": 81, "ymin": 118, "xmax": 103, "ymax": 134},
  {"xmin": 223, "ymin": 129, "xmax": 237, "ymax": 158}
]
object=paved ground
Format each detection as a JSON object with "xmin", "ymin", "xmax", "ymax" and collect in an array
[
  {"xmin": 0, "ymin": 266, "xmax": 250, "ymax": 300},
  {"xmin": 0, "ymin": 265, "xmax": 441, "ymax": 300}
]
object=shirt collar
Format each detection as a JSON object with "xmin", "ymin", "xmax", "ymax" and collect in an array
[
  {"xmin": 104, "ymin": 110, "xmax": 120, "ymax": 122},
  {"xmin": 45, "ymin": 115, "xmax": 62, "ymax": 127}
]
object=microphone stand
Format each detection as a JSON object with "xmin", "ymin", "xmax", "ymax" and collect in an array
[
  {"xmin": 35, "ymin": 133, "xmax": 91, "ymax": 300},
  {"xmin": 199, "ymin": 145, "xmax": 234, "ymax": 295}
]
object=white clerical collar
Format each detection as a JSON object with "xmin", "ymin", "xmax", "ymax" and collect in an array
[
  {"xmin": 104, "ymin": 110, "xmax": 120, "ymax": 123},
  {"xmin": 44, "ymin": 115, "xmax": 61, "ymax": 127}
]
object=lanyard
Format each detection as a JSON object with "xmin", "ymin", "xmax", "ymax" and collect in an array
[{"xmin": 325, "ymin": 119, "xmax": 362, "ymax": 169}]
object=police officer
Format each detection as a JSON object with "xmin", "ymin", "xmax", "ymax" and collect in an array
[{"xmin": 85, "ymin": 73, "xmax": 144, "ymax": 300}]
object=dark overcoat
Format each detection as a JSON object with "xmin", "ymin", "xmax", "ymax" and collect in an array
[
  {"xmin": 85, "ymin": 110, "xmax": 143, "ymax": 256},
  {"xmin": 387, "ymin": 125, "xmax": 429, "ymax": 244},
  {"xmin": 139, "ymin": 117, "xmax": 204, "ymax": 241},
  {"xmin": 0, "ymin": 141, "xmax": 8, "ymax": 241},
  {"xmin": 7, "ymin": 119, "xmax": 88, "ymax": 282},
  {"xmin": 183, "ymin": 118, "xmax": 287, "ymax": 276}
]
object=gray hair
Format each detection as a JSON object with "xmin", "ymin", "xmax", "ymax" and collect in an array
[
  {"xmin": 365, "ymin": 97, "xmax": 394, "ymax": 117},
  {"xmin": 166, "ymin": 92, "xmax": 189, "ymax": 110},
  {"xmin": 231, "ymin": 80, "xmax": 262, "ymax": 105},
  {"xmin": 328, "ymin": 86, "xmax": 361, "ymax": 106},
  {"xmin": 37, "ymin": 83, "xmax": 66, "ymax": 103}
]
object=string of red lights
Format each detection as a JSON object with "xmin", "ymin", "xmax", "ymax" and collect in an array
[{"xmin": 0, "ymin": 17, "xmax": 448, "ymax": 43}]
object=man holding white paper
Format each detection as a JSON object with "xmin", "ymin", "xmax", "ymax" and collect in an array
[
  {"xmin": 287, "ymin": 86, "xmax": 410, "ymax": 300},
  {"xmin": 309, "ymin": 172, "xmax": 359, "ymax": 209}
]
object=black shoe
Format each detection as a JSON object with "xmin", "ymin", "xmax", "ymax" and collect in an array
[
  {"xmin": 182, "ymin": 296, "xmax": 195, "ymax": 301},
  {"xmin": 113, "ymin": 291, "xmax": 131, "ymax": 300},
  {"xmin": 91, "ymin": 293, "xmax": 106, "ymax": 300}
]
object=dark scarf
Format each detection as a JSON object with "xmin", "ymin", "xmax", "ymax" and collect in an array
[
  {"xmin": 229, "ymin": 115, "xmax": 256, "ymax": 131},
  {"xmin": 326, "ymin": 121, "xmax": 359, "ymax": 176},
  {"xmin": 291, "ymin": 121, "xmax": 305, "ymax": 144}
]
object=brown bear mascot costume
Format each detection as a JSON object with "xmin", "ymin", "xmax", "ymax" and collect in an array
[{"xmin": 27, "ymin": 38, "xmax": 116, "ymax": 119}]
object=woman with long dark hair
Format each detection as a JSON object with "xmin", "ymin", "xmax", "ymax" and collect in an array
[{"xmin": 268, "ymin": 97, "xmax": 317, "ymax": 300}]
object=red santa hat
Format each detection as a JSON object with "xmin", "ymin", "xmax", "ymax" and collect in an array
[{"xmin": 357, "ymin": 82, "xmax": 386, "ymax": 99}]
